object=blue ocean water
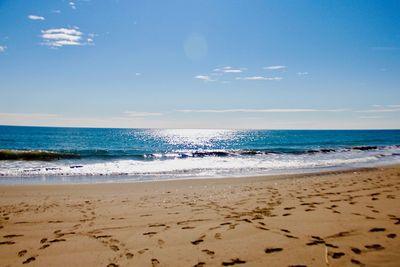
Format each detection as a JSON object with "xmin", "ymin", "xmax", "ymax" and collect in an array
[{"xmin": 0, "ymin": 126, "xmax": 399, "ymax": 184}]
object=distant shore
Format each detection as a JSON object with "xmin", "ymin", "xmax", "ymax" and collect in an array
[{"xmin": 1, "ymin": 165, "xmax": 400, "ymax": 266}]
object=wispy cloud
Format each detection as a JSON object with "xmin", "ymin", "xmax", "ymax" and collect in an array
[
  {"xmin": 177, "ymin": 108, "xmax": 345, "ymax": 113},
  {"xmin": 41, "ymin": 27, "xmax": 94, "ymax": 48},
  {"xmin": 264, "ymin": 65, "xmax": 286, "ymax": 70},
  {"xmin": 297, "ymin": 72, "xmax": 309, "ymax": 77},
  {"xmin": 236, "ymin": 76, "xmax": 282, "ymax": 81},
  {"xmin": 194, "ymin": 75, "xmax": 214, "ymax": 82},
  {"xmin": 0, "ymin": 45, "xmax": 6, "ymax": 53},
  {"xmin": 357, "ymin": 108, "xmax": 400, "ymax": 113},
  {"xmin": 223, "ymin": 69, "xmax": 242, "ymax": 73},
  {"xmin": 358, "ymin": 104, "xmax": 400, "ymax": 113},
  {"xmin": 124, "ymin": 111, "xmax": 162, "ymax": 117},
  {"xmin": 0, "ymin": 112, "xmax": 59, "ymax": 119},
  {"xmin": 213, "ymin": 66, "xmax": 244, "ymax": 73},
  {"xmin": 28, "ymin": 15, "xmax": 45, "ymax": 21},
  {"xmin": 69, "ymin": 1, "xmax": 77, "ymax": 9}
]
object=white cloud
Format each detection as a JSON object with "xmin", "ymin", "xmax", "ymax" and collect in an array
[
  {"xmin": 0, "ymin": 112, "xmax": 59, "ymax": 119},
  {"xmin": 213, "ymin": 66, "xmax": 244, "ymax": 73},
  {"xmin": 357, "ymin": 108, "xmax": 400, "ymax": 113},
  {"xmin": 358, "ymin": 104, "xmax": 400, "ymax": 113},
  {"xmin": 41, "ymin": 28, "xmax": 94, "ymax": 47},
  {"xmin": 124, "ymin": 111, "xmax": 162, "ymax": 117},
  {"xmin": 69, "ymin": 2, "xmax": 76, "ymax": 9},
  {"xmin": 52, "ymin": 10, "xmax": 61, "ymax": 14},
  {"xmin": 297, "ymin": 72, "xmax": 309, "ymax": 77},
  {"xmin": 264, "ymin": 65, "xmax": 286, "ymax": 70},
  {"xmin": 194, "ymin": 75, "xmax": 214, "ymax": 82},
  {"xmin": 177, "ymin": 108, "xmax": 344, "ymax": 113},
  {"xmin": 28, "ymin": 15, "xmax": 45, "ymax": 21},
  {"xmin": 236, "ymin": 76, "xmax": 283, "ymax": 81},
  {"xmin": 223, "ymin": 69, "xmax": 242, "ymax": 73},
  {"xmin": 0, "ymin": 46, "xmax": 6, "ymax": 53},
  {"xmin": 135, "ymin": 72, "xmax": 142, "ymax": 76}
]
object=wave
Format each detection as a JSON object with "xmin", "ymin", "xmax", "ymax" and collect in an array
[
  {"xmin": 0, "ymin": 150, "xmax": 79, "ymax": 161},
  {"xmin": 0, "ymin": 145, "xmax": 398, "ymax": 161}
]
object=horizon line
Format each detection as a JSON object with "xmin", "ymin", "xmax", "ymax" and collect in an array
[{"xmin": 1, "ymin": 124, "xmax": 399, "ymax": 131}]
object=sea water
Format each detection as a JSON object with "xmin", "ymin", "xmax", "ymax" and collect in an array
[{"xmin": 0, "ymin": 126, "xmax": 399, "ymax": 184}]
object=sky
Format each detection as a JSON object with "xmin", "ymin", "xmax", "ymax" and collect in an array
[{"xmin": 0, "ymin": 0, "xmax": 399, "ymax": 129}]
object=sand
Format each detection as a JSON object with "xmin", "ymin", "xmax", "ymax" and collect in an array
[{"xmin": 1, "ymin": 165, "xmax": 400, "ymax": 267}]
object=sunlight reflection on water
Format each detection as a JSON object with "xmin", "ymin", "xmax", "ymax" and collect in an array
[{"xmin": 149, "ymin": 129, "xmax": 240, "ymax": 148}]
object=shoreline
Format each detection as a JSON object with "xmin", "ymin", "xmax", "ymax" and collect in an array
[
  {"xmin": 1, "ymin": 161, "xmax": 399, "ymax": 186},
  {"xmin": 1, "ymin": 164, "xmax": 399, "ymax": 266}
]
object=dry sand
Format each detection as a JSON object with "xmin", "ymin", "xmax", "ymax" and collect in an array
[{"xmin": 1, "ymin": 165, "xmax": 399, "ymax": 267}]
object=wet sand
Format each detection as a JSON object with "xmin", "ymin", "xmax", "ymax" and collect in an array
[{"xmin": 1, "ymin": 165, "xmax": 400, "ymax": 267}]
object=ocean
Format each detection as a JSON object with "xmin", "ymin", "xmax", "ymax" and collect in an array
[{"xmin": 0, "ymin": 126, "xmax": 399, "ymax": 184}]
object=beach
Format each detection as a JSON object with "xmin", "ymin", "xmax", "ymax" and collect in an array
[{"xmin": 0, "ymin": 165, "xmax": 399, "ymax": 267}]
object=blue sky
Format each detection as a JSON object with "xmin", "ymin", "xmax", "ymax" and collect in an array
[{"xmin": 0, "ymin": 0, "xmax": 399, "ymax": 129}]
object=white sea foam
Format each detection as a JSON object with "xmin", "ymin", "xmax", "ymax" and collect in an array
[{"xmin": 1, "ymin": 145, "xmax": 399, "ymax": 184}]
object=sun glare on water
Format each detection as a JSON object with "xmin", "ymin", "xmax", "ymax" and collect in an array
[{"xmin": 149, "ymin": 129, "xmax": 239, "ymax": 148}]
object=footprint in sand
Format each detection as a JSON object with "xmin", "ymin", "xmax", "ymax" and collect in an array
[
  {"xmin": 369, "ymin": 227, "xmax": 385, "ymax": 232},
  {"xmin": 387, "ymin": 233, "xmax": 397, "ymax": 238},
  {"xmin": 365, "ymin": 244, "xmax": 384, "ymax": 251},
  {"xmin": 151, "ymin": 258, "xmax": 160, "ymax": 267},
  {"xmin": 214, "ymin": 233, "xmax": 222, "ymax": 239},
  {"xmin": 265, "ymin": 247, "xmax": 283, "ymax": 253},
  {"xmin": 325, "ymin": 243, "xmax": 338, "ymax": 248},
  {"xmin": 106, "ymin": 263, "xmax": 118, "ymax": 267},
  {"xmin": 222, "ymin": 258, "xmax": 246, "ymax": 266},
  {"xmin": 194, "ymin": 262, "xmax": 206, "ymax": 267},
  {"xmin": 202, "ymin": 249, "xmax": 215, "ymax": 256},
  {"xmin": 49, "ymin": 238, "xmax": 66, "ymax": 243},
  {"xmin": 143, "ymin": 231, "xmax": 157, "ymax": 237},
  {"xmin": 284, "ymin": 207, "xmax": 295, "ymax": 210},
  {"xmin": 351, "ymin": 247, "xmax": 362, "ymax": 254},
  {"xmin": 4, "ymin": 234, "xmax": 24, "ymax": 238},
  {"xmin": 329, "ymin": 252, "xmax": 345, "ymax": 259},
  {"xmin": 95, "ymin": 235, "xmax": 112, "ymax": 239},
  {"xmin": 138, "ymin": 248, "xmax": 149, "ymax": 254},
  {"xmin": 149, "ymin": 223, "xmax": 166, "ymax": 227},
  {"xmin": 191, "ymin": 238, "xmax": 204, "ymax": 245},
  {"xmin": 182, "ymin": 226, "xmax": 195, "ymax": 229},
  {"xmin": 125, "ymin": 252, "xmax": 134, "ymax": 259},
  {"xmin": 110, "ymin": 245, "xmax": 119, "ymax": 251},
  {"xmin": 0, "ymin": 241, "xmax": 15, "ymax": 245},
  {"xmin": 351, "ymin": 259, "xmax": 365, "ymax": 266},
  {"xmin": 18, "ymin": 250, "xmax": 27, "ymax": 257},
  {"xmin": 22, "ymin": 257, "xmax": 36, "ymax": 264},
  {"xmin": 40, "ymin": 244, "xmax": 50, "ymax": 250}
]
